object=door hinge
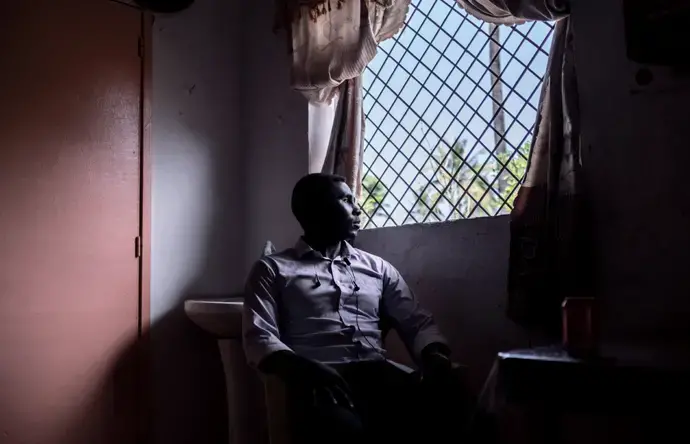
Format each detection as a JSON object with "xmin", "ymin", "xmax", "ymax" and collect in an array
[
  {"xmin": 134, "ymin": 236, "xmax": 142, "ymax": 258},
  {"xmin": 137, "ymin": 36, "xmax": 144, "ymax": 58}
]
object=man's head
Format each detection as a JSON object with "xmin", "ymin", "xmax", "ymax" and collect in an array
[{"xmin": 291, "ymin": 173, "xmax": 362, "ymax": 243}]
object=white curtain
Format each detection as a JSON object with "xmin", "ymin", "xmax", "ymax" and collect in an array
[
  {"xmin": 308, "ymin": 99, "xmax": 337, "ymax": 174},
  {"xmin": 456, "ymin": 0, "xmax": 568, "ymax": 23},
  {"xmin": 320, "ymin": 76, "xmax": 365, "ymax": 197},
  {"xmin": 276, "ymin": 0, "xmax": 410, "ymax": 197},
  {"xmin": 286, "ymin": 0, "xmax": 411, "ymax": 104}
]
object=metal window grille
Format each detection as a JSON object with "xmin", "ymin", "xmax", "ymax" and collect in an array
[{"xmin": 361, "ymin": 0, "xmax": 554, "ymax": 229}]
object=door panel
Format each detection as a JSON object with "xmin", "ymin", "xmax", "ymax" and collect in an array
[{"xmin": 0, "ymin": 1, "xmax": 142, "ymax": 443}]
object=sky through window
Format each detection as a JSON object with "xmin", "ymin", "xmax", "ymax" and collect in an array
[{"xmin": 361, "ymin": 0, "xmax": 554, "ymax": 228}]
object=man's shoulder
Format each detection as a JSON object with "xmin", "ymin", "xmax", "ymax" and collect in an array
[
  {"xmin": 350, "ymin": 246, "xmax": 393, "ymax": 272},
  {"xmin": 258, "ymin": 247, "xmax": 295, "ymax": 261},
  {"xmin": 256, "ymin": 247, "xmax": 301, "ymax": 272},
  {"xmin": 256, "ymin": 244, "xmax": 395, "ymax": 274}
]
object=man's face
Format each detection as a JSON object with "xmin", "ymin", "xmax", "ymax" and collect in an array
[{"xmin": 317, "ymin": 181, "xmax": 362, "ymax": 241}]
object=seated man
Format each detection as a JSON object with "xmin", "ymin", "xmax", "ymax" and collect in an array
[{"xmin": 243, "ymin": 173, "xmax": 458, "ymax": 444}]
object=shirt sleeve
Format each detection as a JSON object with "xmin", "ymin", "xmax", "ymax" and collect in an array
[
  {"xmin": 381, "ymin": 261, "xmax": 449, "ymax": 361},
  {"xmin": 242, "ymin": 259, "xmax": 293, "ymax": 368}
]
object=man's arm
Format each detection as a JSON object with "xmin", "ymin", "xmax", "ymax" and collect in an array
[
  {"xmin": 380, "ymin": 261, "xmax": 451, "ymax": 362},
  {"xmin": 242, "ymin": 259, "xmax": 293, "ymax": 370}
]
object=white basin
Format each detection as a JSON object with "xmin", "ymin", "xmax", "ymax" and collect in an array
[
  {"xmin": 184, "ymin": 296, "xmax": 266, "ymax": 444},
  {"xmin": 184, "ymin": 297, "xmax": 244, "ymax": 339}
]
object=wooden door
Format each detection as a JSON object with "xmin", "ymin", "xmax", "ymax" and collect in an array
[{"xmin": 0, "ymin": 1, "xmax": 143, "ymax": 443}]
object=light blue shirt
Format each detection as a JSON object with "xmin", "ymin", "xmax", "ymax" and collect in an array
[{"xmin": 242, "ymin": 238, "xmax": 447, "ymax": 367}]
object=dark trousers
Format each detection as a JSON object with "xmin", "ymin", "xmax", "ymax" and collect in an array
[{"xmin": 286, "ymin": 360, "xmax": 465, "ymax": 444}]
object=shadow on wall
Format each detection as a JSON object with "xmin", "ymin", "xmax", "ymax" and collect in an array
[
  {"xmin": 52, "ymin": 309, "xmax": 227, "ymax": 444},
  {"xmin": 356, "ymin": 216, "xmax": 531, "ymax": 393},
  {"xmin": 58, "ymin": 300, "xmax": 259, "ymax": 444},
  {"xmin": 147, "ymin": 301, "xmax": 230, "ymax": 443},
  {"xmin": 54, "ymin": 335, "xmax": 143, "ymax": 444}
]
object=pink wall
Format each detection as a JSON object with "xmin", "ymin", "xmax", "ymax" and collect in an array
[{"xmin": 0, "ymin": 1, "xmax": 143, "ymax": 442}]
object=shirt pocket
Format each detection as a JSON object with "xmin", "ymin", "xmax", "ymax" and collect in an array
[
  {"xmin": 348, "ymin": 266, "xmax": 383, "ymax": 318},
  {"xmin": 282, "ymin": 271, "xmax": 338, "ymax": 319}
]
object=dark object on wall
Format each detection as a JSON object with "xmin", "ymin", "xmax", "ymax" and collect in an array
[
  {"xmin": 624, "ymin": 0, "xmax": 689, "ymax": 67},
  {"xmin": 134, "ymin": 0, "xmax": 194, "ymax": 13},
  {"xmin": 634, "ymin": 67, "xmax": 654, "ymax": 86}
]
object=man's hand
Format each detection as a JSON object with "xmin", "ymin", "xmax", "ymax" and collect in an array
[
  {"xmin": 299, "ymin": 359, "xmax": 355, "ymax": 409},
  {"xmin": 420, "ymin": 342, "xmax": 453, "ymax": 385},
  {"xmin": 260, "ymin": 351, "xmax": 354, "ymax": 409}
]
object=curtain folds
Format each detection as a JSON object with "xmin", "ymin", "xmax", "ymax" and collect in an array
[
  {"xmin": 277, "ymin": 0, "xmax": 410, "ymax": 198},
  {"xmin": 321, "ymin": 77, "xmax": 365, "ymax": 198},
  {"xmin": 456, "ymin": 0, "xmax": 586, "ymax": 334},
  {"xmin": 456, "ymin": 0, "xmax": 569, "ymax": 23},
  {"xmin": 277, "ymin": 0, "xmax": 411, "ymax": 104}
]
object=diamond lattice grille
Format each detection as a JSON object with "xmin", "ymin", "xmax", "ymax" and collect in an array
[{"xmin": 361, "ymin": 0, "xmax": 554, "ymax": 229}]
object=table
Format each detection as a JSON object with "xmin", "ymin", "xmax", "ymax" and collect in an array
[{"xmin": 479, "ymin": 346, "xmax": 690, "ymax": 444}]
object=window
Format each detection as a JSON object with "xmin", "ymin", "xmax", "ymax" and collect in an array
[{"xmin": 361, "ymin": 0, "xmax": 554, "ymax": 228}]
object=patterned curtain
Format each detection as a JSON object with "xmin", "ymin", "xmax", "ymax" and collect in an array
[
  {"xmin": 455, "ymin": 0, "xmax": 587, "ymax": 334},
  {"xmin": 275, "ymin": 0, "xmax": 410, "ymax": 197},
  {"xmin": 275, "ymin": 0, "xmax": 410, "ymax": 103}
]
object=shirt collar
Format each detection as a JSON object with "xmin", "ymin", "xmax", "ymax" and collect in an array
[{"xmin": 294, "ymin": 237, "xmax": 357, "ymax": 261}]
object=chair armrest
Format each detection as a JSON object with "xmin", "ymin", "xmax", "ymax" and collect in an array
[
  {"xmin": 386, "ymin": 359, "xmax": 416, "ymax": 374},
  {"xmin": 388, "ymin": 359, "xmax": 468, "ymax": 378},
  {"xmin": 388, "ymin": 359, "xmax": 468, "ymax": 384}
]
